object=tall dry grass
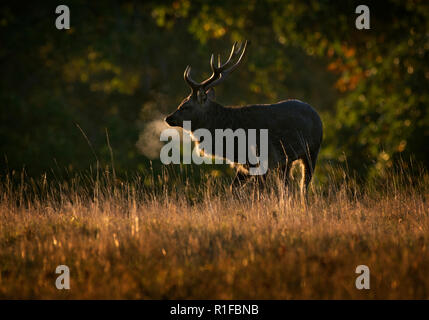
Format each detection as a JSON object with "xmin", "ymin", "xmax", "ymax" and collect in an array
[{"xmin": 0, "ymin": 163, "xmax": 428, "ymax": 299}]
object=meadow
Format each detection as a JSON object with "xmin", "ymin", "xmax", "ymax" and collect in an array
[{"xmin": 0, "ymin": 163, "xmax": 428, "ymax": 299}]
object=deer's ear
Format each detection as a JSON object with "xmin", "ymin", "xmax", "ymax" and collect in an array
[{"xmin": 206, "ymin": 88, "xmax": 215, "ymax": 101}]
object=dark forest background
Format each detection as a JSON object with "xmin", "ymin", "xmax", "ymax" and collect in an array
[{"xmin": 1, "ymin": 0, "xmax": 427, "ymax": 183}]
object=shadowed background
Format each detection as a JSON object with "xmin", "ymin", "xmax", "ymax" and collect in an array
[
  {"xmin": 1, "ymin": 0, "xmax": 428, "ymax": 183},
  {"xmin": 1, "ymin": 1, "xmax": 429, "ymax": 300}
]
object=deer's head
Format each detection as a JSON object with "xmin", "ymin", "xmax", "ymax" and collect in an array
[{"xmin": 165, "ymin": 41, "xmax": 248, "ymax": 128}]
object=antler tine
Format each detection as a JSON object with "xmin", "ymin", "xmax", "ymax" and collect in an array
[
  {"xmin": 201, "ymin": 54, "xmax": 221, "ymax": 86},
  {"xmin": 209, "ymin": 54, "xmax": 215, "ymax": 72},
  {"xmin": 222, "ymin": 41, "xmax": 238, "ymax": 69},
  {"xmin": 204, "ymin": 40, "xmax": 248, "ymax": 90},
  {"xmin": 224, "ymin": 40, "xmax": 247, "ymax": 73},
  {"xmin": 183, "ymin": 40, "xmax": 248, "ymax": 94},
  {"xmin": 213, "ymin": 41, "xmax": 238, "ymax": 72},
  {"xmin": 201, "ymin": 50, "xmax": 228, "ymax": 88},
  {"xmin": 184, "ymin": 65, "xmax": 201, "ymax": 91},
  {"xmin": 209, "ymin": 43, "xmax": 236, "ymax": 75},
  {"xmin": 234, "ymin": 41, "xmax": 243, "ymax": 54}
]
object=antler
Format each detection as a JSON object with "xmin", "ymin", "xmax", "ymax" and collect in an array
[{"xmin": 184, "ymin": 40, "xmax": 248, "ymax": 94}]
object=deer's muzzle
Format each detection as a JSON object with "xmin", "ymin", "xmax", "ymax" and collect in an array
[{"xmin": 164, "ymin": 114, "xmax": 177, "ymax": 127}]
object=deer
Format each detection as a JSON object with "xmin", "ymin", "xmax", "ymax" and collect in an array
[{"xmin": 165, "ymin": 41, "xmax": 323, "ymax": 193}]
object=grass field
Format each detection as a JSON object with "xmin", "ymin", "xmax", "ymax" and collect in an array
[{"xmin": 0, "ymin": 164, "xmax": 428, "ymax": 299}]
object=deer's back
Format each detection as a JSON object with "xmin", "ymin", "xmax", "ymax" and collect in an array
[{"xmin": 232, "ymin": 99, "xmax": 323, "ymax": 161}]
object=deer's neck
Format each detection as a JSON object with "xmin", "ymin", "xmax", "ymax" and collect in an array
[{"xmin": 193, "ymin": 103, "xmax": 240, "ymax": 133}]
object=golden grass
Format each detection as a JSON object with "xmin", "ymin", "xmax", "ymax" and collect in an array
[{"xmin": 0, "ymin": 165, "xmax": 428, "ymax": 299}]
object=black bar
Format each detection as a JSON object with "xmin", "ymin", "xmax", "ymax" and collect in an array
[{"xmin": 0, "ymin": 300, "xmax": 427, "ymax": 319}]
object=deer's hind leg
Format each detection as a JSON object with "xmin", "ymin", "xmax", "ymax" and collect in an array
[{"xmin": 300, "ymin": 147, "xmax": 319, "ymax": 193}]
